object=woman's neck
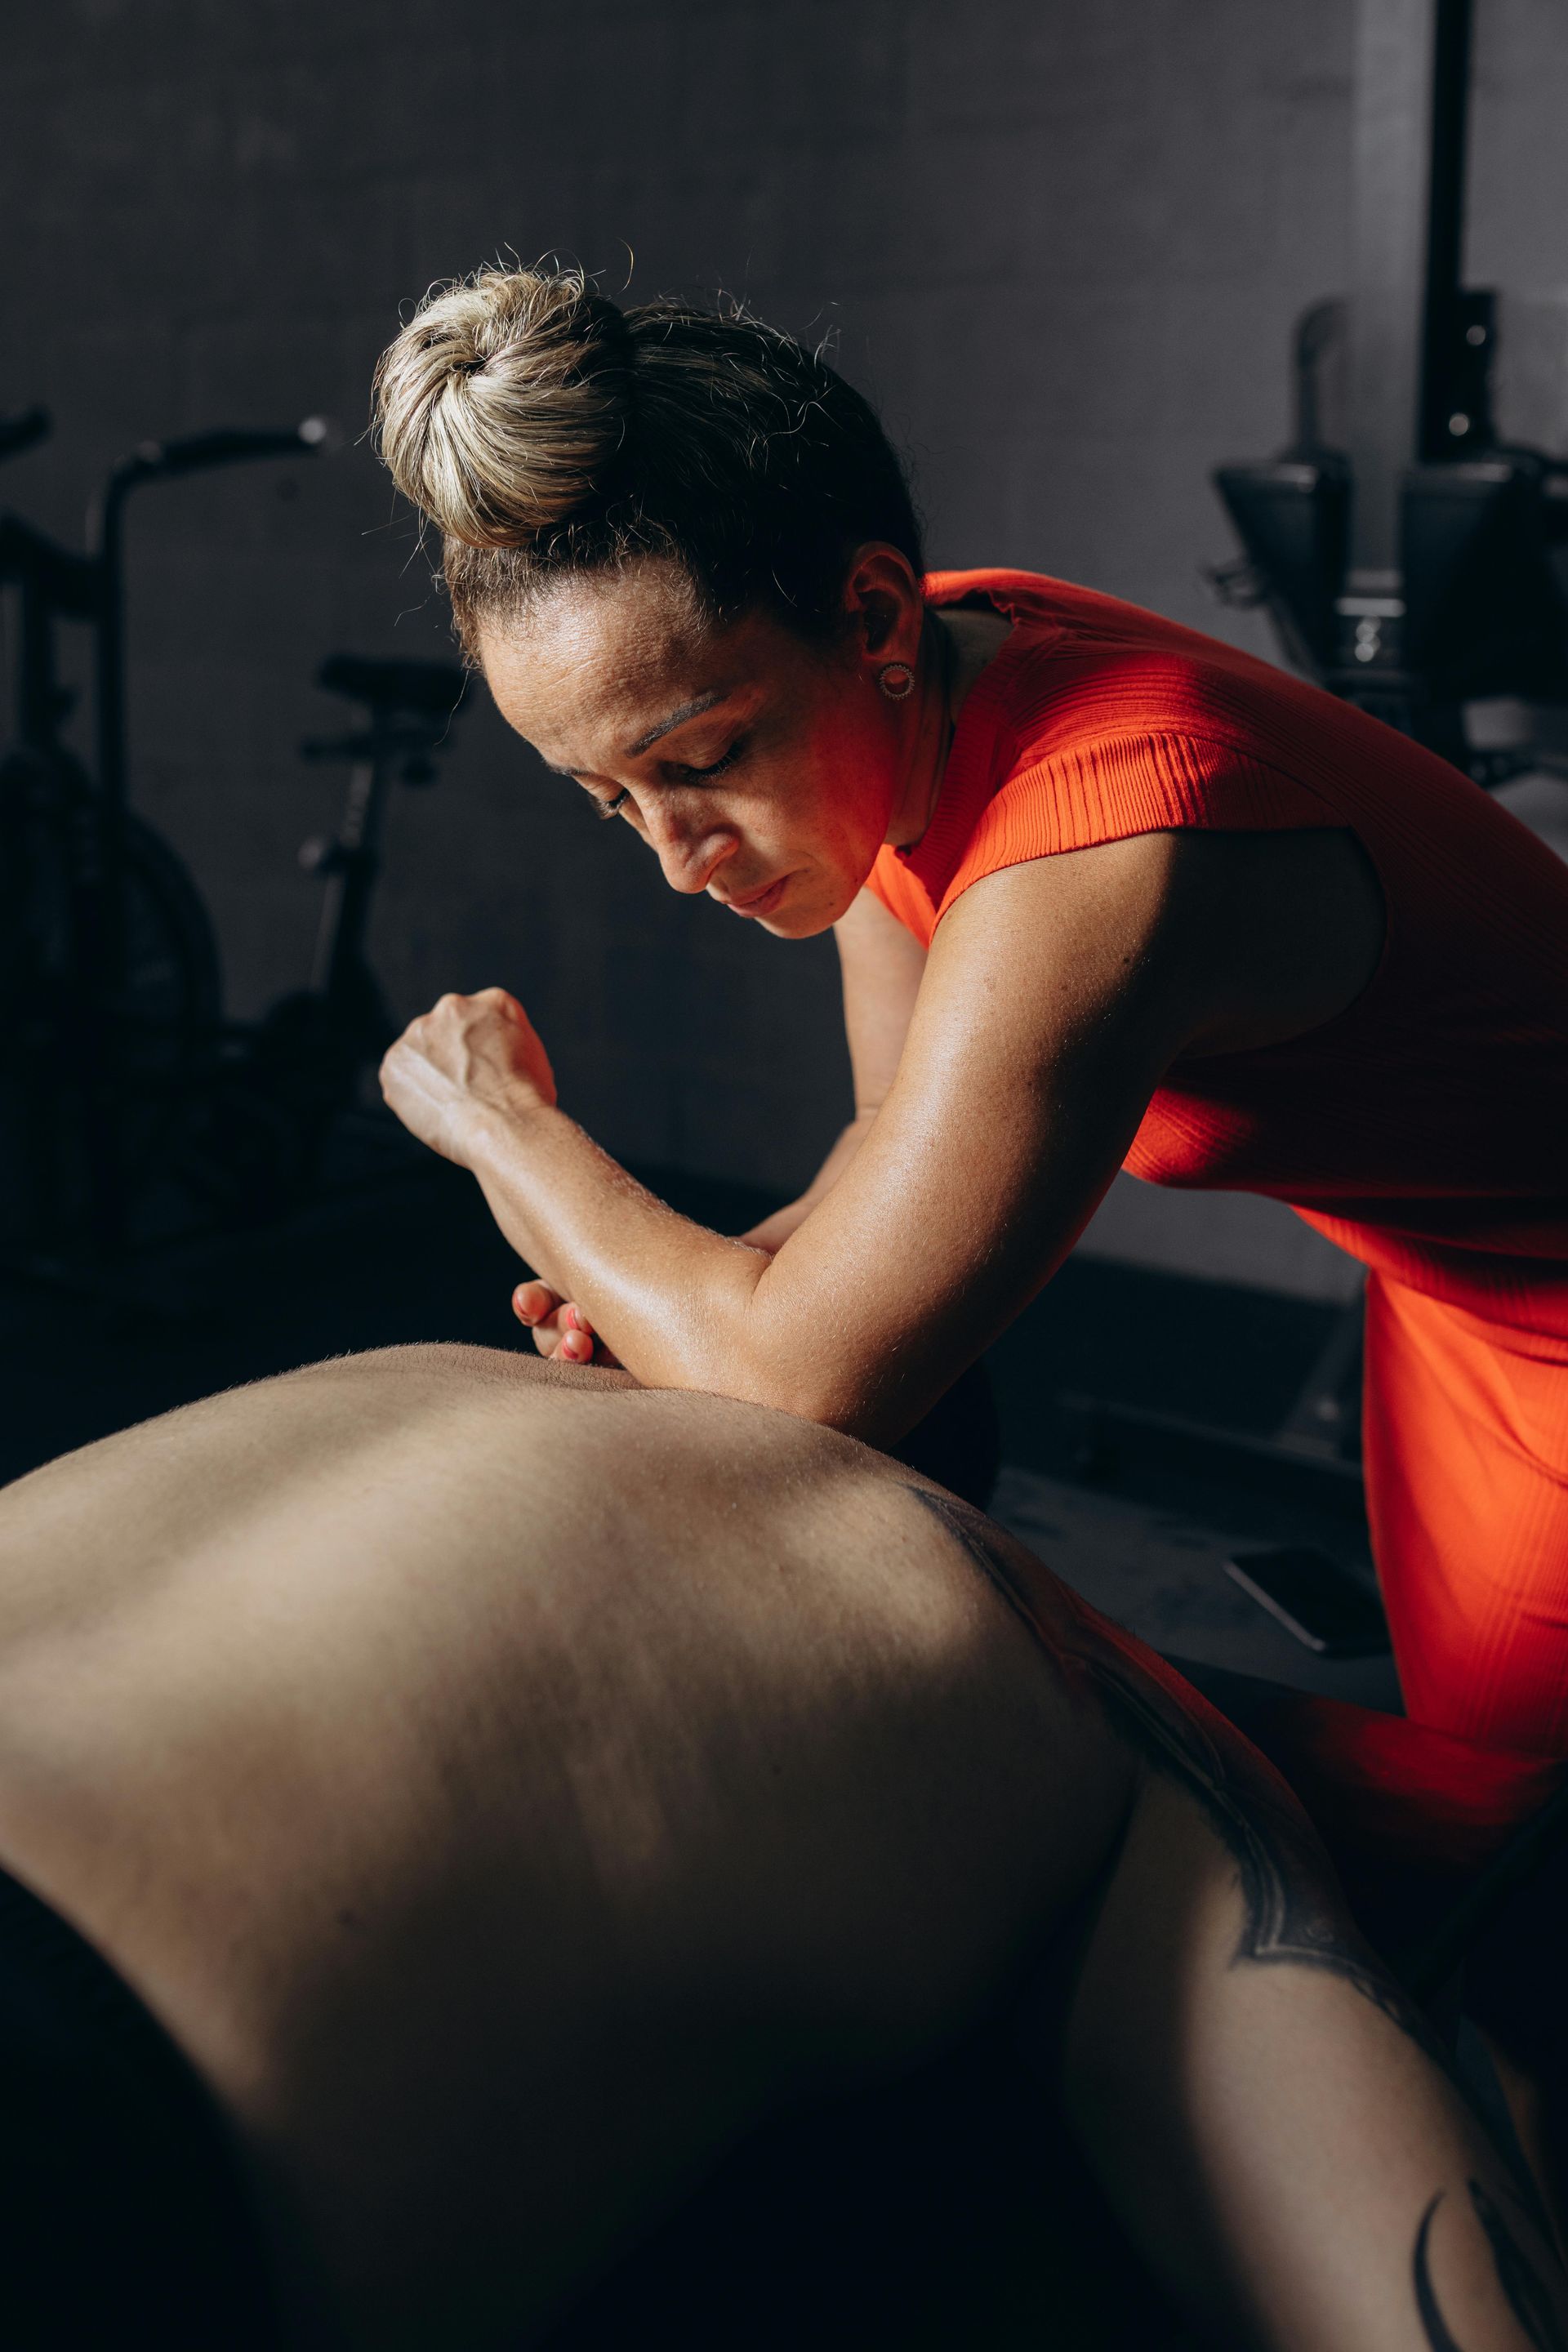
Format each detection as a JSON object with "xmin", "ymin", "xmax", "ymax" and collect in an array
[{"xmin": 884, "ymin": 607, "xmax": 1012, "ymax": 851}]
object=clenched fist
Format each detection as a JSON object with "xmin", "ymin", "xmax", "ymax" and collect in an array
[{"xmin": 379, "ymin": 987, "xmax": 557, "ymax": 1163}]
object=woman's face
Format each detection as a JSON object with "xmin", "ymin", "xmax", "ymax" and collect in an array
[{"xmin": 478, "ymin": 552, "xmax": 928, "ymax": 938}]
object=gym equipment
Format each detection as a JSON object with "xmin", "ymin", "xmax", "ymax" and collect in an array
[
  {"xmin": 180, "ymin": 653, "xmax": 466, "ymax": 1222},
  {"xmin": 1212, "ymin": 0, "xmax": 1568, "ymax": 761},
  {"xmin": 1, "ymin": 413, "xmax": 211, "ymax": 1256},
  {"xmin": 0, "ymin": 413, "xmax": 331, "ymax": 1263},
  {"xmin": 0, "ymin": 410, "xmax": 466, "ymax": 1270}
]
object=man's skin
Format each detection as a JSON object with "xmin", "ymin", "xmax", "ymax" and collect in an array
[{"xmin": 0, "ymin": 1347, "xmax": 1559, "ymax": 2350}]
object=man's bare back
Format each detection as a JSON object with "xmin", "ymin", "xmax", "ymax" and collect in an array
[
  {"xmin": 0, "ymin": 1347, "xmax": 1125, "ymax": 2344},
  {"xmin": 0, "ymin": 1345, "xmax": 1557, "ymax": 2350}
]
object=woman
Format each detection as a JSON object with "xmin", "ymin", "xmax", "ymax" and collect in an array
[
  {"xmin": 374, "ymin": 267, "xmax": 1568, "ymax": 1760},
  {"xmin": 0, "ymin": 1342, "xmax": 1559, "ymax": 2346}
]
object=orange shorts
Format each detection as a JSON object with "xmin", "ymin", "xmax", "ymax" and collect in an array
[{"xmin": 1363, "ymin": 1272, "xmax": 1568, "ymax": 1755}]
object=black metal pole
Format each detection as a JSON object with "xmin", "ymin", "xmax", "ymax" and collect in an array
[
  {"xmin": 1339, "ymin": 0, "xmax": 1474, "ymax": 711},
  {"xmin": 1419, "ymin": 0, "xmax": 1476, "ymax": 463},
  {"xmin": 79, "ymin": 470, "xmax": 135, "ymax": 1261}
]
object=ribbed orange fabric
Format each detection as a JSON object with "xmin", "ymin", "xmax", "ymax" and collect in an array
[
  {"xmin": 871, "ymin": 572, "xmax": 1568, "ymax": 1753},
  {"xmin": 871, "ymin": 569, "xmax": 1568, "ymax": 1339},
  {"xmin": 1364, "ymin": 1276, "xmax": 1568, "ymax": 1753}
]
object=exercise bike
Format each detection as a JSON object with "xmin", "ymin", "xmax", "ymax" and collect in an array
[
  {"xmin": 0, "ymin": 409, "xmax": 250, "ymax": 1262},
  {"xmin": 178, "ymin": 652, "xmax": 466, "ymax": 1223},
  {"xmin": 0, "ymin": 408, "xmax": 466, "ymax": 1269}
]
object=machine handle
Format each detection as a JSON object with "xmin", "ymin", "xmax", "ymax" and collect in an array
[{"xmin": 119, "ymin": 416, "xmax": 337, "ymax": 482}]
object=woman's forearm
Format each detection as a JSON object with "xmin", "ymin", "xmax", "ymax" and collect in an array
[
  {"xmin": 376, "ymin": 987, "xmax": 856, "ymax": 1414},
  {"xmin": 461, "ymin": 1098, "xmax": 773, "ymax": 1393}
]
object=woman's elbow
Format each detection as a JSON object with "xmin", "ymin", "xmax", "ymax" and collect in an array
[
  {"xmin": 683, "ymin": 1347, "xmax": 894, "ymax": 1446},
  {"xmin": 647, "ymin": 1282, "xmax": 903, "ymax": 1441}
]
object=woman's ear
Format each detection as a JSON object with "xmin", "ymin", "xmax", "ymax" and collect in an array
[{"xmin": 840, "ymin": 545, "xmax": 926, "ymax": 670}]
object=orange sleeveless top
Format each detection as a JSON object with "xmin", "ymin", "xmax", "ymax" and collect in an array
[{"xmin": 868, "ymin": 570, "xmax": 1568, "ymax": 1336}]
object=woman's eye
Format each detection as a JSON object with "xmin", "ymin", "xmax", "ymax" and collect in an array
[
  {"xmin": 672, "ymin": 742, "xmax": 744, "ymax": 782},
  {"xmin": 589, "ymin": 739, "xmax": 743, "ymax": 818}
]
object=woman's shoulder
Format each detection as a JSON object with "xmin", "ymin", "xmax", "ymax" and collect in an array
[
  {"xmin": 926, "ymin": 567, "xmax": 1298, "ymax": 750},
  {"xmin": 889, "ymin": 570, "xmax": 1345, "ymax": 928},
  {"xmin": 956, "ymin": 566, "xmax": 1312, "ymax": 755},
  {"xmin": 926, "ymin": 564, "xmax": 1240, "ymax": 653}
]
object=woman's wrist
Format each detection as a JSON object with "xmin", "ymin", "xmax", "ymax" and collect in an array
[{"xmin": 452, "ymin": 1083, "xmax": 555, "ymax": 1171}]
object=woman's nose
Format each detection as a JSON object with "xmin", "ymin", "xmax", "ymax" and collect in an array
[{"xmin": 646, "ymin": 803, "xmax": 736, "ymax": 896}]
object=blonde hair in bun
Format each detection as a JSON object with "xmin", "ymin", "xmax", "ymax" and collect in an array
[
  {"xmin": 373, "ymin": 264, "xmax": 924, "ymax": 656},
  {"xmin": 373, "ymin": 265, "xmax": 630, "ymax": 547}
]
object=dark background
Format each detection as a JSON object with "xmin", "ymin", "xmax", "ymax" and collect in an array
[{"xmin": 2, "ymin": 0, "xmax": 1563, "ymax": 1297}]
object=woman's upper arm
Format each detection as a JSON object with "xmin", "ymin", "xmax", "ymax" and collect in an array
[
  {"xmin": 833, "ymin": 886, "xmax": 928, "ymax": 1118},
  {"xmin": 738, "ymin": 838, "xmax": 1206, "ymax": 1440}
]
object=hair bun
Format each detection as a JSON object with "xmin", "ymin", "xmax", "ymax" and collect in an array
[{"xmin": 373, "ymin": 267, "xmax": 632, "ymax": 547}]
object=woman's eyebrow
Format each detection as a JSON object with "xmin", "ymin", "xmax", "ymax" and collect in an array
[
  {"xmin": 542, "ymin": 691, "xmax": 734, "ymax": 780},
  {"xmin": 625, "ymin": 691, "xmax": 728, "ymax": 758}
]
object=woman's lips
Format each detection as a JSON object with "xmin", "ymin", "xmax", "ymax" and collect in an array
[{"xmin": 723, "ymin": 875, "xmax": 790, "ymax": 918}]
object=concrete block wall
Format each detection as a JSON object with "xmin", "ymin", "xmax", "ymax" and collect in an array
[{"xmin": 2, "ymin": 0, "xmax": 1562, "ymax": 1294}]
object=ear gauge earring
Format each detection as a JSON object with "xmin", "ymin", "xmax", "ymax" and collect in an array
[{"xmin": 877, "ymin": 661, "xmax": 915, "ymax": 701}]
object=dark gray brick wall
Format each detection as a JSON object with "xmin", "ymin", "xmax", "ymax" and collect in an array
[{"xmin": 2, "ymin": 0, "xmax": 1561, "ymax": 1235}]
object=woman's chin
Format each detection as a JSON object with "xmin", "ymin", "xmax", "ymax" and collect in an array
[
  {"xmin": 769, "ymin": 866, "xmax": 875, "ymax": 938},
  {"xmin": 760, "ymin": 888, "xmax": 840, "ymax": 939}
]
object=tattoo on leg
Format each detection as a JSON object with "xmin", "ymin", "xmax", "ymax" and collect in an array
[
  {"xmin": 901, "ymin": 1486, "xmax": 1568, "ymax": 2338},
  {"xmin": 1414, "ymin": 2183, "xmax": 1566, "ymax": 2351},
  {"xmin": 1415, "ymin": 2198, "xmax": 1466, "ymax": 2352},
  {"xmin": 903, "ymin": 1484, "xmax": 1446, "ymax": 2060}
]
